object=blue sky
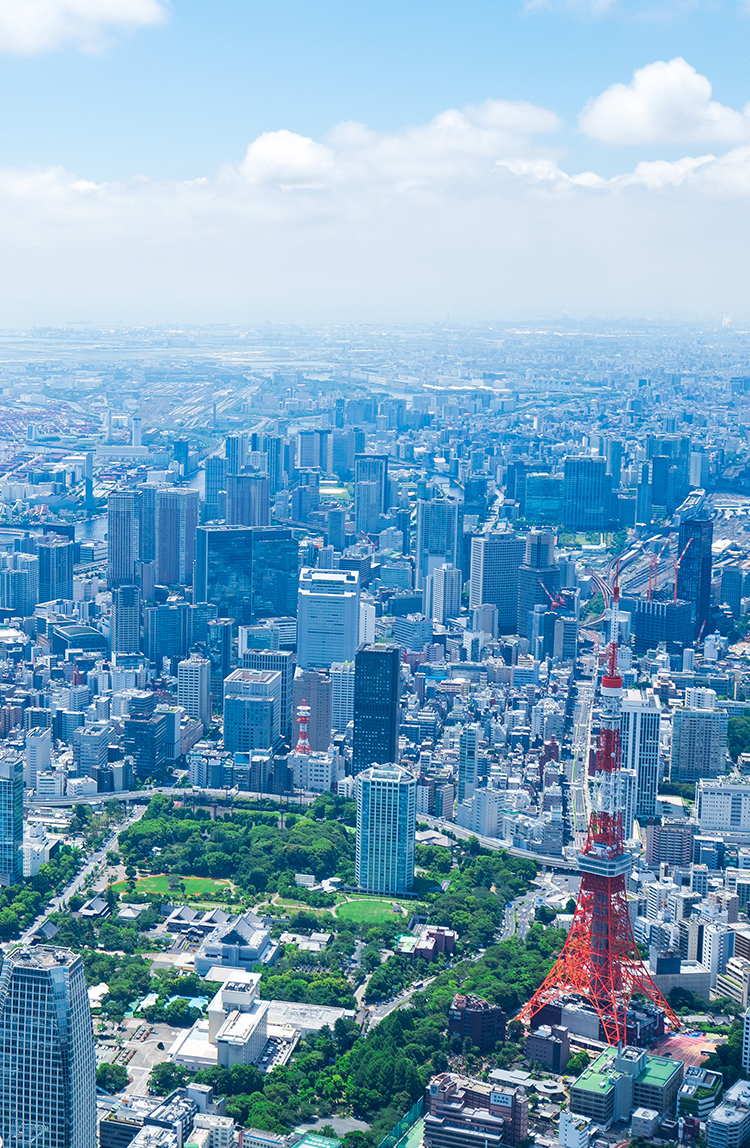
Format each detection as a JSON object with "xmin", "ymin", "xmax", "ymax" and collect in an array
[
  {"xmin": 1, "ymin": 0, "xmax": 750, "ymax": 324},
  {"xmin": 5, "ymin": 0, "xmax": 750, "ymax": 178}
]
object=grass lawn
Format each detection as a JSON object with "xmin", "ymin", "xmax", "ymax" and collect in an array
[
  {"xmin": 112, "ymin": 874, "xmax": 232, "ymax": 898},
  {"xmin": 335, "ymin": 898, "xmax": 408, "ymax": 924}
]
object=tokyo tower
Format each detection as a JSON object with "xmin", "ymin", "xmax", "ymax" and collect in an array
[{"xmin": 521, "ymin": 580, "xmax": 679, "ymax": 1045}]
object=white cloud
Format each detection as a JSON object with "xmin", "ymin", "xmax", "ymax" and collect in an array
[
  {"xmin": 525, "ymin": 0, "xmax": 617, "ymax": 16},
  {"xmin": 579, "ymin": 57, "xmax": 750, "ymax": 145},
  {"xmin": 0, "ymin": 0, "xmax": 167, "ymax": 54},
  {"xmin": 524, "ymin": 0, "xmax": 705, "ymax": 18},
  {"xmin": 2, "ymin": 94, "xmax": 750, "ymax": 323},
  {"xmin": 238, "ymin": 99, "xmax": 564, "ymax": 194}
]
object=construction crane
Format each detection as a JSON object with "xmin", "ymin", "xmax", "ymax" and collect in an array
[
  {"xmin": 673, "ymin": 537, "xmax": 693, "ymax": 603},
  {"xmin": 648, "ymin": 536, "xmax": 673, "ymax": 600},
  {"xmin": 538, "ymin": 578, "xmax": 565, "ymax": 610}
]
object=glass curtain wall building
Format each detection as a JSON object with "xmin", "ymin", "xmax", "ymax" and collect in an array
[
  {"xmin": 355, "ymin": 765, "xmax": 416, "ymax": 895},
  {"xmin": 195, "ymin": 526, "xmax": 298, "ymax": 626},
  {"xmin": 0, "ymin": 946, "xmax": 96, "ymax": 1148}
]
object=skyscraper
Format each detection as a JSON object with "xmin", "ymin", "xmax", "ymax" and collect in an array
[
  {"xmin": 292, "ymin": 668, "xmax": 332, "ymax": 751},
  {"xmin": 0, "ymin": 553, "xmax": 39, "ymax": 616},
  {"xmin": 223, "ymin": 668, "xmax": 282, "ymax": 753},
  {"xmin": 156, "ymin": 488, "xmax": 199, "ymax": 587},
  {"xmin": 37, "ymin": 536, "xmax": 74, "ymax": 603},
  {"xmin": 0, "ymin": 753, "xmax": 23, "ymax": 883},
  {"xmin": 562, "ymin": 455, "xmax": 612, "ymax": 532},
  {"xmin": 517, "ymin": 530, "xmax": 560, "ymax": 638},
  {"xmin": 327, "ymin": 508, "xmax": 347, "ymax": 552},
  {"xmin": 353, "ymin": 643, "xmax": 400, "ymax": 772},
  {"xmin": 354, "ymin": 454, "xmax": 389, "ymax": 534},
  {"xmin": 204, "ymin": 456, "xmax": 228, "ymax": 519},
  {"xmin": 0, "ymin": 947, "xmax": 96, "ymax": 1148},
  {"xmin": 227, "ymin": 472, "xmax": 271, "ymax": 527},
  {"xmin": 240, "ymin": 648, "xmax": 296, "ymax": 741},
  {"xmin": 107, "ymin": 490, "xmax": 139, "ymax": 588},
  {"xmin": 355, "ymin": 765, "xmax": 416, "ymax": 894},
  {"xmin": 431, "ymin": 563, "xmax": 462, "ymax": 624},
  {"xmin": 204, "ymin": 618, "xmax": 233, "ymax": 710},
  {"xmin": 194, "ymin": 525, "xmax": 298, "ymax": 625},
  {"xmin": 225, "ymin": 433, "xmax": 245, "ymax": 476},
  {"xmin": 297, "ymin": 568, "xmax": 360, "ymax": 669},
  {"xmin": 671, "ymin": 700, "xmax": 728, "ymax": 782},
  {"xmin": 177, "ymin": 655, "xmax": 212, "ymax": 729},
  {"xmin": 635, "ymin": 462, "xmax": 652, "ymax": 527},
  {"xmin": 620, "ymin": 688, "xmax": 661, "ymax": 819},
  {"xmin": 137, "ymin": 483, "xmax": 157, "ymax": 563},
  {"xmin": 458, "ymin": 723, "xmax": 480, "ymax": 803},
  {"xmin": 25, "ymin": 727, "xmax": 52, "ymax": 791},
  {"xmin": 677, "ymin": 517, "xmax": 714, "ymax": 638},
  {"xmin": 195, "ymin": 525, "xmax": 254, "ymax": 624},
  {"xmin": 721, "ymin": 565, "xmax": 743, "ymax": 618},
  {"xmin": 469, "ymin": 532, "xmax": 526, "ymax": 632},
  {"xmin": 416, "ymin": 492, "xmax": 463, "ymax": 589},
  {"xmin": 111, "ymin": 585, "xmax": 141, "ymax": 655},
  {"xmin": 331, "ymin": 661, "xmax": 355, "ymax": 732},
  {"xmin": 606, "ymin": 439, "xmax": 623, "ymax": 487},
  {"xmin": 251, "ymin": 528, "xmax": 299, "ymax": 619}
]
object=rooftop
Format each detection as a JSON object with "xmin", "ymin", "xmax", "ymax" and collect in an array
[
  {"xmin": 573, "ymin": 1047, "xmax": 682, "ymax": 1093},
  {"xmin": 7, "ymin": 946, "xmax": 80, "ymax": 970}
]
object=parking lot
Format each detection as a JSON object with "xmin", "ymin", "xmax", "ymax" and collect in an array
[{"xmin": 97, "ymin": 1020, "xmax": 184, "ymax": 1097}]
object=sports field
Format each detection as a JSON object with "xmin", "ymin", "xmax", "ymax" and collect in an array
[{"xmin": 335, "ymin": 898, "xmax": 406, "ymax": 923}]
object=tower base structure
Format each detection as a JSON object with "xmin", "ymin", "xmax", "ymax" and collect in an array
[{"xmin": 521, "ymin": 858, "xmax": 679, "ymax": 1045}]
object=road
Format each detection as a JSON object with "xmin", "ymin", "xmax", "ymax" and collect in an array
[
  {"xmin": 12, "ymin": 805, "xmax": 148, "ymax": 949},
  {"xmin": 367, "ymin": 976, "xmax": 437, "ymax": 1028},
  {"xmin": 500, "ymin": 891, "xmax": 538, "ymax": 941},
  {"xmin": 419, "ymin": 813, "xmax": 578, "ymax": 871},
  {"xmin": 25, "ymin": 785, "xmax": 316, "ymax": 810}
]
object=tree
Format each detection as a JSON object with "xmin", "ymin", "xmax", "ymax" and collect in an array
[
  {"xmin": 729, "ymin": 717, "xmax": 750, "ymax": 761},
  {"xmin": 149, "ymin": 1062, "xmax": 189, "ymax": 1095},
  {"xmin": 97, "ymin": 1063, "xmax": 129, "ymax": 1093},
  {"xmin": 565, "ymin": 1050, "xmax": 590, "ymax": 1075}
]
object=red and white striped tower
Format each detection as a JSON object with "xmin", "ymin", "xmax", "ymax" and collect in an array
[
  {"xmin": 521, "ymin": 577, "xmax": 679, "ymax": 1044},
  {"xmin": 295, "ymin": 699, "xmax": 312, "ymax": 755}
]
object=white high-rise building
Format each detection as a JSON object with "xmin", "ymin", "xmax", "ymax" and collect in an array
[
  {"xmin": 25, "ymin": 726, "xmax": 52, "ymax": 790},
  {"xmin": 456, "ymin": 785, "xmax": 505, "ymax": 838},
  {"xmin": 469, "ymin": 531, "xmax": 525, "ymax": 633},
  {"xmin": 0, "ymin": 947, "xmax": 96, "ymax": 1148},
  {"xmin": 703, "ymin": 924, "xmax": 733, "ymax": 989},
  {"xmin": 622, "ymin": 768, "xmax": 637, "ymax": 840},
  {"xmin": 297, "ymin": 568, "xmax": 360, "ymax": 669},
  {"xmin": 359, "ymin": 600, "xmax": 376, "ymax": 645},
  {"xmin": 620, "ymin": 687, "xmax": 662, "ymax": 819},
  {"xmin": 331, "ymin": 661, "xmax": 355, "ymax": 732},
  {"xmin": 431, "ymin": 563, "xmax": 462, "ymax": 624},
  {"xmin": 697, "ymin": 779, "xmax": 750, "ymax": 832},
  {"xmin": 685, "ymin": 686, "xmax": 717, "ymax": 710},
  {"xmin": 742, "ymin": 1007, "xmax": 750, "ymax": 1075},
  {"xmin": 355, "ymin": 765, "xmax": 416, "ymax": 895},
  {"xmin": 178, "ymin": 655, "xmax": 212, "ymax": 730},
  {"xmin": 458, "ymin": 723, "xmax": 480, "ymax": 803}
]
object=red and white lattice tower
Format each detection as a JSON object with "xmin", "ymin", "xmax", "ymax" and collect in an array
[
  {"xmin": 295, "ymin": 700, "xmax": 312, "ymax": 755},
  {"xmin": 520, "ymin": 578, "xmax": 679, "ymax": 1044}
]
